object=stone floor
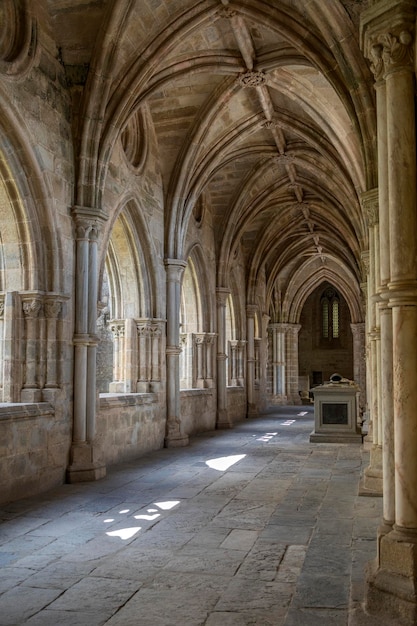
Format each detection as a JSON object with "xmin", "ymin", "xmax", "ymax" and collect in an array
[{"xmin": 0, "ymin": 406, "xmax": 384, "ymax": 626}]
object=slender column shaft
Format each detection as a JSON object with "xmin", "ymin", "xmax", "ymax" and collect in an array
[
  {"xmin": 246, "ymin": 305, "xmax": 258, "ymax": 416},
  {"xmin": 165, "ymin": 259, "xmax": 189, "ymax": 445},
  {"xmin": 216, "ymin": 288, "xmax": 231, "ymax": 428},
  {"xmin": 386, "ymin": 57, "xmax": 417, "ymax": 530},
  {"xmin": 286, "ymin": 324, "xmax": 301, "ymax": 404}
]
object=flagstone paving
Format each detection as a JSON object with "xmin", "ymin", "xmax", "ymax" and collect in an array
[{"xmin": 0, "ymin": 406, "xmax": 384, "ymax": 625}]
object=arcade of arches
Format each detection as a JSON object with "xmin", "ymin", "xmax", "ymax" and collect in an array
[{"xmin": 1, "ymin": 0, "xmax": 417, "ymax": 622}]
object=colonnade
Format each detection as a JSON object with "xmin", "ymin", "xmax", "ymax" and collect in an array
[{"xmin": 361, "ymin": 2, "xmax": 417, "ymax": 621}]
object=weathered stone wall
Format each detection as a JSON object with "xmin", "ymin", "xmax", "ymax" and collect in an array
[
  {"xmin": 0, "ymin": 405, "xmax": 69, "ymax": 504},
  {"xmin": 0, "ymin": 7, "xmax": 75, "ymax": 502},
  {"xmin": 227, "ymin": 387, "xmax": 247, "ymax": 424},
  {"xmin": 180, "ymin": 389, "xmax": 217, "ymax": 435},
  {"xmin": 98, "ymin": 394, "xmax": 166, "ymax": 466}
]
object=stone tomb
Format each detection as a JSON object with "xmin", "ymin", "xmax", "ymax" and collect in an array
[{"xmin": 310, "ymin": 374, "xmax": 363, "ymax": 443}]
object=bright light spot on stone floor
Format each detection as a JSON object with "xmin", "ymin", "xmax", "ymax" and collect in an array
[
  {"xmin": 205, "ymin": 454, "xmax": 246, "ymax": 471},
  {"xmin": 282, "ymin": 420, "xmax": 295, "ymax": 425},
  {"xmin": 257, "ymin": 432, "xmax": 277, "ymax": 441},
  {"xmin": 103, "ymin": 518, "xmax": 115, "ymax": 523},
  {"xmin": 154, "ymin": 501, "xmax": 180, "ymax": 510},
  {"xmin": 148, "ymin": 508, "xmax": 158, "ymax": 513},
  {"xmin": 298, "ymin": 411, "xmax": 308, "ymax": 416},
  {"xmin": 106, "ymin": 527, "xmax": 141, "ymax": 540},
  {"xmin": 119, "ymin": 509, "xmax": 130, "ymax": 514},
  {"xmin": 134, "ymin": 513, "xmax": 160, "ymax": 521}
]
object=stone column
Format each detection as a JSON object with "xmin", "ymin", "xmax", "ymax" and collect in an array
[
  {"xmin": 165, "ymin": 259, "xmax": 189, "ymax": 446},
  {"xmin": 375, "ymin": 67, "xmax": 396, "ymax": 537},
  {"xmin": 361, "ymin": 5, "xmax": 417, "ymax": 621},
  {"xmin": 257, "ymin": 312, "xmax": 270, "ymax": 412},
  {"xmin": 362, "ymin": 189, "xmax": 383, "ymax": 495},
  {"xmin": 269, "ymin": 323, "xmax": 288, "ymax": 403},
  {"xmin": 216, "ymin": 287, "xmax": 232, "ymax": 428},
  {"xmin": 286, "ymin": 324, "xmax": 301, "ymax": 404},
  {"xmin": 44, "ymin": 299, "xmax": 62, "ymax": 390},
  {"xmin": 350, "ymin": 322, "xmax": 366, "ymax": 414},
  {"xmin": 246, "ymin": 304, "xmax": 258, "ymax": 417},
  {"xmin": 21, "ymin": 296, "xmax": 42, "ymax": 403},
  {"xmin": 43, "ymin": 297, "xmax": 63, "ymax": 403},
  {"xmin": 67, "ymin": 209, "xmax": 106, "ymax": 482}
]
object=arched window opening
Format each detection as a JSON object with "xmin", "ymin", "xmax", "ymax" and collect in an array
[
  {"xmin": 98, "ymin": 207, "xmax": 162, "ymax": 395},
  {"xmin": 226, "ymin": 294, "xmax": 245, "ymax": 387},
  {"xmin": 321, "ymin": 287, "xmax": 340, "ymax": 342},
  {"xmin": 180, "ymin": 255, "xmax": 215, "ymax": 390},
  {"xmin": 0, "ymin": 150, "xmax": 62, "ymax": 403}
]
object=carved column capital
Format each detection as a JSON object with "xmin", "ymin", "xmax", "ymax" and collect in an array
[
  {"xmin": 216, "ymin": 287, "xmax": 230, "ymax": 307},
  {"xmin": 246, "ymin": 304, "xmax": 258, "ymax": 318},
  {"xmin": 165, "ymin": 258, "xmax": 187, "ymax": 282},
  {"xmin": 361, "ymin": 188, "xmax": 379, "ymax": 227},
  {"xmin": 22, "ymin": 297, "xmax": 42, "ymax": 319},
  {"xmin": 360, "ymin": 1, "xmax": 416, "ymax": 78}
]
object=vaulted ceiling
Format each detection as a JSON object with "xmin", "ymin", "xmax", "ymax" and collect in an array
[{"xmin": 47, "ymin": 0, "xmax": 375, "ymax": 320}]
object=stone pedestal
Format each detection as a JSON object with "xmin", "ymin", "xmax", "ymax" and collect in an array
[
  {"xmin": 66, "ymin": 442, "xmax": 106, "ymax": 483},
  {"xmin": 310, "ymin": 376, "xmax": 362, "ymax": 443}
]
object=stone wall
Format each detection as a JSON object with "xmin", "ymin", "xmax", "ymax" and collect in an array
[
  {"xmin": 180, "ymin": 389, "xmax": 217, "ymax": 435},
  {"xmin": 227, "ymin": 387, "xmax": 247, "ymax": 424},
  {"xmin": 98, "ymin": 394, "xmax": 166, "ymax": 466},
  {"xmin": 0, "ymin": 404, "xmax": 69, "ymax": 504}
]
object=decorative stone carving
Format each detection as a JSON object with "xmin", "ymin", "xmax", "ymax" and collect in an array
[
  {"xmin": 217, "ymin": 7, "xmax": 237, "ymax": 19},
  {"xmin": 361, "ymin": 188, "xmax": 379, "ymax": 227},
  {"xmin": 22, "ymin": 298, "xmax": 42, "ymax": 318},
  {"xmin": 238, "ymin": 71, "xmax": 267, "ymax": 87},
  {"xmin": 367, "ymin": 31, "xmax": 414, "ymax": 80}
]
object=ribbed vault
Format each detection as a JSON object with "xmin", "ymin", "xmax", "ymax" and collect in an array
[{"xmin": 49, "ymin": 0, "xmax": 373, "ymax": 324}]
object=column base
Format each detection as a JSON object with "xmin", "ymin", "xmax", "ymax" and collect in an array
[
  {"xmin": 360, "ymin": 444, "xmax": 383, "ymax": 495},
  {"xmin": 164, "ymin": 435, "xmax": 189, "ymax": 448},
  {"xmin": 216, "ymin": 409, "xmax": 233, "ymax": 429},
  {"xmin": 66, "ymin": 442, "xmax": 106, "ymax": 483},
  {"xmin": 366, "ymin": 529, "xmax": 417, "ymax": 625},
  {"xmin": 21, "ymin": 388, "xmax": 42, "ymax": 403},
  {"xmin": 247, "ymin": 403, "xmax": 259, "ymax": 418}
]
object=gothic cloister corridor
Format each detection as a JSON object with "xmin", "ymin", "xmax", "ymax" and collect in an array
[
  {"xmin": 2, "ymin": 0, "xmax": 417, "ymax": 622},
  {"xmin": 0, "ymin": 407, "xmax": 382, "ymax": 626}
]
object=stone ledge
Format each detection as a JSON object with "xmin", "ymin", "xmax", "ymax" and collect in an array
[
  {"xmin": 99, "ymin": 392, "xmax": 158, "ymax": 408},
  {"xmin": 0, "ymin": 402, "xmax": 55, "ymax": 421},
  {"xmin": 180, "ymin": 388, "xmax": 214, "ymax": 397}
]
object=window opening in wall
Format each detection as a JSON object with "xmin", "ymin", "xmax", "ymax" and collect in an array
[{"xmin": 321, "ymin": 287, "xmax": 340, "ymax": 342}]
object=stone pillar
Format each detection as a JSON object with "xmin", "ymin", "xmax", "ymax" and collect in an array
[
  {"xmin": 216, "ymin": 287, "xmax": 232, "ymax": 428},
  {"xmin": 375, "ymin": 69, "xmax": 396, "ymax": 537},
  {"xmin": 269, "ymin": 323, "xmax": 288, "ymax": 403},
  {"xmin": 362, "ymin": 189, "xmax": 383, "ymax": 495},
  {"xmin": 21, "ymin": 296, "xmax": 42, "ymax": 403},
  {"xmin": 44, "ymin": 299, "xmax": 62, "ymax": 390},
  {"xmin": 246, "ymin": 304, "xmax": 258, "ymax": 417},
  {"xmin": 258, "ymin": 313, "xmax": 270, "ymax": 411},
  {"xmin": 350, "ymin": 322, "xmax": 366, "ymax": 414},
  {"xmin": 286, "ymin": 324, "xmax": 301, "ymax": 404},
  {"xmin": 165, "ymin": 259, "xmax": 189, "ymax": 446},
  {"xmin": 360, "ymin": 254, "xmax": 372, "ymax": 442},
  {"xmin": 361, "ymin": 5, "xmax": 417, "ymax": 621},
  {"xmin": 67, "ymin": 209, "xmax": 106, "ymax": 483}
]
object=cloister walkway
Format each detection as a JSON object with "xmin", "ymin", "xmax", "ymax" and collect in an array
[{"xmin": 0, "ymin": 406, "xmax": 384, "ymax": 625}]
